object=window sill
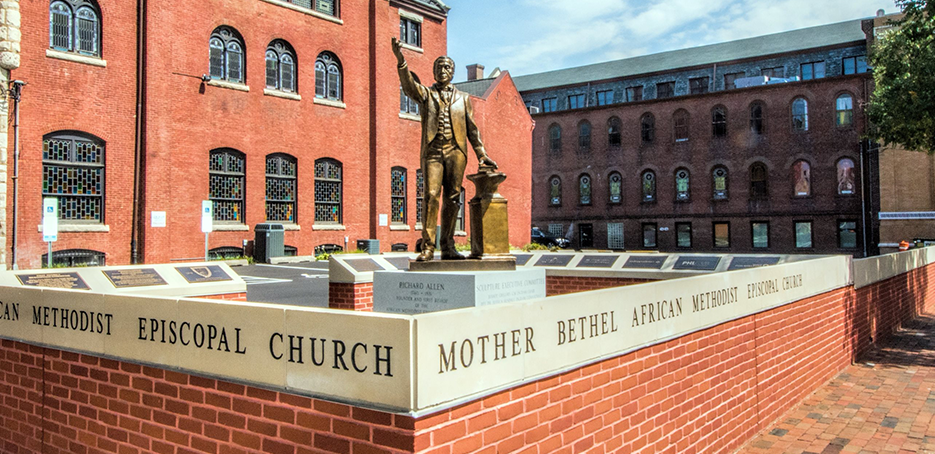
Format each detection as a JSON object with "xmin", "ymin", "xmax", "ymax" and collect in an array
[
  {"xmin": 263, "ymin": 89, "xmax": 301, "ymax": 101},
  {"xmin": 455, "ymin": 230, "xmax": 467, "ymax": 237},
  {"xmin": 400, "ymin": 43, "xmax": 424, "ymax": 54},
  {"xmin": 207, "ymin": 80, "xmax": 250, "ymax": 92},
  {"xmin": 314, "ymin": 97, "xmax": 346, "ymax": 109},
  {"xmin": 259, "ymin": 0, "xmax": 343, "ymax": 24},
  {"xmin": 390, "ymin": 224, "xmax": 410, "ymax": 231},
  {"xmin": 46, "ymin": 49, "xmax": 107, "ymax": 67},
  {"xmin": 214, "ymin": 224, "xmax": 249, "ymax": 231},
  {"xmin": 38, "ymin": 224, "xmax": 110, "ymax": 233},
  {"xmin": 313, "ymin": 224, "xmax": 346, "ymax": 231},
  {"xmin": 280, "ymin": 224, "xmax": 301, "ymax": 231},
  {"xmin": 415, "ymin": 223, "xmax": 423, "ymax": 231},
  {"xmin": 399, "ymin": 112, "xmax": 420, "ymax": 122}
]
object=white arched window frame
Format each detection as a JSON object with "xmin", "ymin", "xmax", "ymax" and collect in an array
[
  {"xmin": 316, "ymin": 53, "xmax": 342, "ymax": 100},
  {"xmin": 50, "ymin": 1, "xmax": 101, "ymax": 57}
]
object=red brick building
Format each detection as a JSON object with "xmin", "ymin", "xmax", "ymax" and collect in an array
[
  {"xmin": 516, "ymin": 18, "xmax": 882, "ymax": 256},
  {"xmin": 8, "ymin": 0, "xmax": 532, "ymax": 268}
]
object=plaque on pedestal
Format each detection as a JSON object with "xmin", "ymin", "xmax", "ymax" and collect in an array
[{"xmin": 373, "ymin": 268, "xmax": 546, "ymax": 314}]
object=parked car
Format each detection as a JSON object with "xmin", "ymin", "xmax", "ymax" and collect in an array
[{"xmin": 531, "ymin": 228, "xmax": 570, "ymax": 248}]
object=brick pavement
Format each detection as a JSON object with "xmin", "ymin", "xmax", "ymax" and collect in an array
[{"xmin": 738, "ymin": 314, "xmax": 935, "ymax": 454}]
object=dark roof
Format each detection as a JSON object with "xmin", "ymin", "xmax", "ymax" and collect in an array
[
  {"xmin": 455, "ymin": 78, "xmax": 496, "ymax": 98},
  {"xmin": 513, "ymin": 18, "xmax": 868, "ymax": 92},
  {"xmin": 410, "ymin": 0, "xmax": 450, "ymax": 14}
]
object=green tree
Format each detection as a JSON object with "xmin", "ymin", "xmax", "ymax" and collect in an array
[{"xmin": 867, "ymin": 0, "xmax": 935, "ymax": 153}]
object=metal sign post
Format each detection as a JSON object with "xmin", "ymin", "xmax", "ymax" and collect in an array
[
  {"xmin": 201, "ymin": 201, "xmax": 213, "ymax": 261},
  {"xmin": 42, "ymin": 198, "xmax": 58, "ymax": 268}
]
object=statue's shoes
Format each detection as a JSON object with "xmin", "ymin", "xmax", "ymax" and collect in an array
[
  {"xmin": 441, "ymin": 252, "xmax": 465, "ymax": 260},
  {"xmin": 416, "ymin": 250, "xmax": 434, "ymax": 261}
]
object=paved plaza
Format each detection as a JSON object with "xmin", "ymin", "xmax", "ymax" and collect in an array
[{"xmin": 741, "ymin": 313, "xmax": 935, "ymax": 454}]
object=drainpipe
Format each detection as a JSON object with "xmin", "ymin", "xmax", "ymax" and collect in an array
[
  {"xmin": 859, "ymin": 139, "xmax": 868, "ymax": 257},
  {"xmin": 131, "ymin": 0, "xmax": 147, "ymax": 263},
  {"xmin": 9, "ymin": 80, "xmax": 23, "ymax": 269}
]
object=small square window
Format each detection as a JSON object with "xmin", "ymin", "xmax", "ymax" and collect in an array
[
  {"xmin": 838, "ymin": 221, "xmax": 857, "ymax": 248},
  {"xmin": 800, "ymin": 61, "xmax": 825, "ymax": 80},
  {"xmin": 689, "ymin": 77, "xmax": 709, "ymax": 94},
  {"xmin": 713, "ymin": 222, "xmax": 730, "ymax": 248},
  {"xmin": 596, "ymin": 90, "xmax": 613, "ymax": 106},
  {"xmin": 542, "ymin": 98, "xmax": 557, "ymax": 113},
  {"xmin": 568, "ymin": 94, "xmax": 585, "ymax": 109},
  {"xmin": 724, "ymin": 72, "xmax": 744, "ymax": 90},
  {"xmin": 761, "ymin": 67, "xmax": 784, "ymax": 78},
  {"xmin": 842, "ymin": 56, "xmax": 868, "ymax": 75},
  {"xmin": 642, "ymin": 223, "xmax": 657, "ymax": 248},
  {"xmin": 656, "ymin": 82, "xmax": 675, "ymax": 99},
  {"xmin": 626, "ymin": 86, "xmax": 643, "ymax": 102}
]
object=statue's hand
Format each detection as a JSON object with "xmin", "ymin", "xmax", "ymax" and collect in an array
[
  {"xmin": 391, "ymin": 38, "xmax": 405, "ymax": 65},
  {"xmin": 479, "ymin": 155, "xmax": 498, "ymax": 169}
]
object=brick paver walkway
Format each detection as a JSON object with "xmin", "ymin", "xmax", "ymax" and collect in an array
[{"xmin": 739, "ymin": 314, "xmax": 935, "ymax": 454}]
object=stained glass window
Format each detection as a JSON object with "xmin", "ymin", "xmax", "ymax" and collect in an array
[
  {"xmin": 837, "ymin": 158, "xmax": 856, "ymax": 195},
  {"xmin": 550, "ymin": 176, "xmax": 561, "ymax": 206},
  {"xmin": 609, "ymin": 172, "xmax": 622, "ymax": 204},
  {"xmin": 641, "ymin": 171, "xmax": 655, "ymax": 202},
  {"xmin": 316, "ymin": 52, "xmax": 342, "ymax": 101},
  {"xmin": 50, "ymin": 1, "xmax": 100, "ymax": 57},
  {"xmin": 713, "ymin": 167, "xmax": 728, "ymax": 200},
  {"xmin": 209, "ymin": 149, "xmax": 245, "ymax": 222},
  {"xmin": 209, "ymin": 27, "xmax": 244, "ymax": 83},
  {"xmin": 836, "ymin": 94, "xmax": 853, "ymax": 127},
  {"xmin": 266, "ymin": 154, "xmax": 296, "ymax": 222},
  {"xmin": 675, "ymin": 169, "xmax": 690, "ymax": 201},
  {"xmin": 792, "ymin": 161, "xmax": 811, "ymax": 197},
  {"xmin": 391, "ymin": 167, "xmax": 406, "ymax": 224},
  {"xmin": 315, "ymin": 159, "xmax": 342, "ymax": 223},
  {"xmin": 579, "ymin": 174, "xmax": 591, "ymax": 205},
  {"xmin": 43, "ymin": 132, "xmax": 104, "ymax": 222}
]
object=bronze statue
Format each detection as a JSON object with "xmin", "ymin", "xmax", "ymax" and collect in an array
[{"xmin": 392, "ymin": 37, "xmax": 498, "ymax": 262}]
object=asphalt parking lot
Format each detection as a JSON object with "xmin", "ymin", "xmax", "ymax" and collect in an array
[{"xmin": 231, "ymin": 261, "xmax": 330, "ymax": 308}]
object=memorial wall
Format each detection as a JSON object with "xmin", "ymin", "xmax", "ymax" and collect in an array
[{"xmin": 0, "ymin": 255, "xmax": 849, "ymax": 414}]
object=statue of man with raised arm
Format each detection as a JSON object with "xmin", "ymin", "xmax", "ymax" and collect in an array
[{"xmin": 392, "ymin": 37, "xmax": 498, "ymax": 262}]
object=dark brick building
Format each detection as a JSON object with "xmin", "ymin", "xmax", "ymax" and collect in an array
[
  {"xmin": 515, "ymin": 17, "xmax": 883, "ymax": 256},
  {"xmin": 8, "ymin": 0, "xmax": 532, "ymax": 268}
]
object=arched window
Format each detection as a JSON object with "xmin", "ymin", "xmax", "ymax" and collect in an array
[
  {"xmin": 607, "ymin": 117, "xmax": 621, "ymax": 148},
  {"xmin": 578, "ymin": 121, "xmax": 591, "ymax": 152},
  {"xmin": 209, "ymin": 27, "xmax": 244, "ymax": 83},
  {"xmin": 579, "ymin": 174, "xmax": 591, "ymax": 205},
  {"xmin": 837, "ymin": 158, "xmax": 856, "ymax": 195},
  {"xmin": 675, "ymin": 169, "xmax": 690, "ymax": 201},
  {"xmin": 835, "ymin": 94, "xmax": 854, "ymax": 127},
  {"xmin": 712, "ymin": 106, "xmax": 727, "ymax": 137},
  {"xmin": 640, "ymin": 113, "xmax": 655, "ymax": 144},
  {"xmin": 549, "ymin": 176, "xmax": 562, "ymax": 206},
  {"xmin": 641, "ymin": 170, "xmax": 656, "ymax": 202},
  {"xmin": 792, "ymin": 160, "xmax": 811, "ymax": 197},
  {"xmin": 265, "ymin": 40, "xmax": 296, "ymax": 92},
  {"xmin": 608, "ymin": 172, "xmax": 622, "ymax": 204},
  {"xmin": 750, "ymin": 162, "xmax": 768, "ymax": 198},
  {"xmin": 792, "ymin": 98, "xmax": 808, "ymax": 131},
  {"xmin": 674, "ymin": 109, "xmax": 690, "ymax": 142},
  {"xmin": 548, "ymin": 124, "xmax": 562, "ymax": 153},
  {"xmin": 391, "ymin": 167, "xmax": 407, "ymax": 224},
  {"xmin": 315, "ymin": 52, "xmax": 342, "ymax": 101},
  {"xmin": 750, "ymin": 102, "xmax": 765, "ymax": 135},
  {"xmin": 209, "ymin": 149, "xmax": 245, "ymax": 222},
  {"xmin": 50, "ymin": 1, "xmax": 101, "ymax": 56},
  {"xmin": 43, "ymin": 132, "xmax": 105, "ymax": 223},
  {"xmin": 712, "ymin": 167, "xmax": 728, "ymax": 200},
  {"xmin": 266, "ymin": 153, "xmax": 297, "ymax": 222},
  {"xmin": 315, "ymin": 158, "xmax": 342, "ymax": 223}
]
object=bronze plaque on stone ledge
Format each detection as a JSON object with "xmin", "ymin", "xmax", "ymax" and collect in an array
[
  {"xmin": 103, "ymin": 268, "xmax": 168, "ymax": 288},
  {"xmin": 17, "ymin": 272, "xmax": 90, "ymax": 290}
]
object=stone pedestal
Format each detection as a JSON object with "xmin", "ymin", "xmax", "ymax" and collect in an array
[
  {"xmin": 467, "ymin": 170, "xmax": 510, "ymax": 259},
  {"xmin": 372, "ymin": 269, "xmax": 546, "ymax": 314}
]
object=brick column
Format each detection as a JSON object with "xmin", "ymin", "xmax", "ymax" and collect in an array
[{"xmin": 329, "ymin": 282, "xmax": 374, "ymax": 311}]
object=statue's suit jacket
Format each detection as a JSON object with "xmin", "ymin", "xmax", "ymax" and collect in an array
[{"xmin": 398, "ymin": 64, "xmax": 487, "ymax": 167}]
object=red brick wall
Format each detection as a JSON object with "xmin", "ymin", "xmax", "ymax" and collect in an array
[
  {"xmin": 545, "ymin": 275, "xmax": 656, "ymax": 296},
  {"xmin": 329, "ymin": 282, "xmax": 374, "ymax": 311},
  {"xmin": 202, "ymin": 293, "xmax": 247, "ymax": 302},
  {"xmin": 0, "ymin": 341, "xmax": 416, "ymax": 454},
  {"xmin": 4, "ymin": 263, "xmax": 934, "ymax": 453}
]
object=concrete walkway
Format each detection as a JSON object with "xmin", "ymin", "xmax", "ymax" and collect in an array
[{"xmin": 739, "ymin": 314, "xmax": 935, "ymax": 454}]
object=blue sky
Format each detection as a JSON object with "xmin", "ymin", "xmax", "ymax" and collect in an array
[{"xmin": 444, "ymin": 0, "xmax": 897, "ymax": 81}]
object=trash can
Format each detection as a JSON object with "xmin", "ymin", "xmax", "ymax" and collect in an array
[
  {"xmin": 356, "ymin": 239, "xmax": 380, "ymax": 255},
  {"xmin": 254, "ymin": 223, "xmax": 285, "ymax": 263}
]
